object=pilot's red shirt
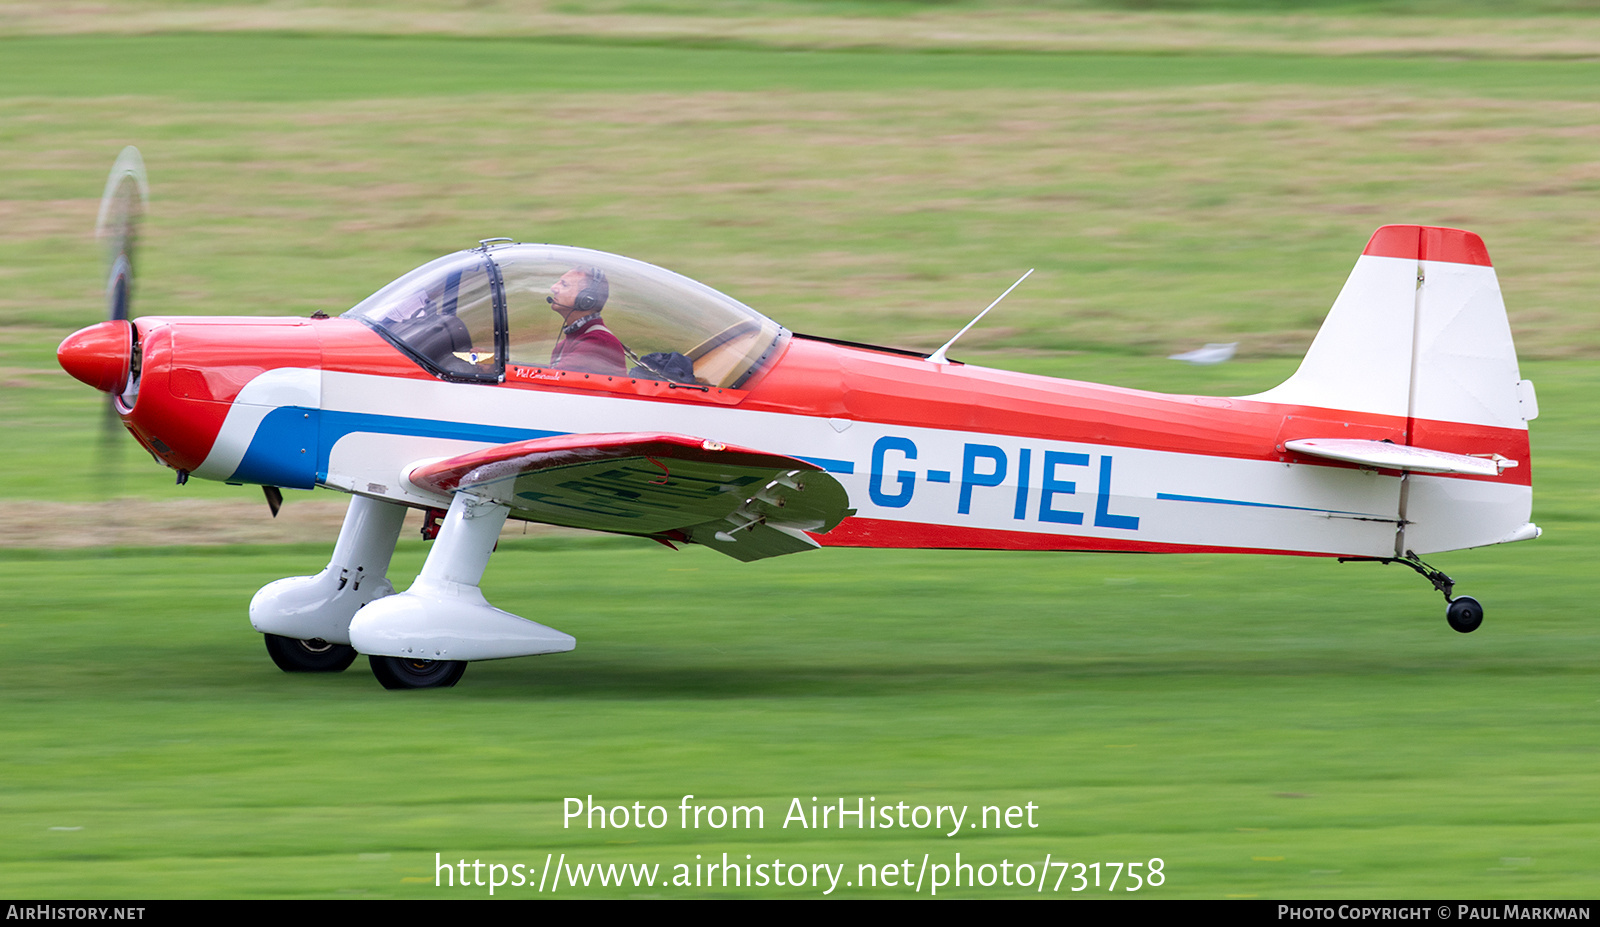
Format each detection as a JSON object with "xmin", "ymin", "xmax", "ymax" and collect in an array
[{"xmin": 551, "ymin": 314, "xmax": 626, "ymax": 376}]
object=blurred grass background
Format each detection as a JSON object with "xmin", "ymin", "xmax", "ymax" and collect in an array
[{"xmin": 0, "ymin": 0, "xmax": 1596, "ymax": 898}]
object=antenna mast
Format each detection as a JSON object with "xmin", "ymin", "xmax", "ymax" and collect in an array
[{"xmin": 927, "ymin": 269, "xmax": 1034, "ymax": 366}]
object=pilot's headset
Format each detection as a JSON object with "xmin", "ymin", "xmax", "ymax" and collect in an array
[{"xmin": 574, "ymin": 267, "xmax": 609, "ymax": 312}]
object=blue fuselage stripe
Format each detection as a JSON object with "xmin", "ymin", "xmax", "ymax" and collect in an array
[
  {"xmin": 229, "ymin": 408, "xmax": 863, "ymax": 485},
  {"xmin": 1155, "ymin": 491, "xmax": 1380, "ymax": 518},
  {"xmin": 794, "ymin": 455, "xmax": 855, "ymax": 474},
  {"xmin": 229, "ymin": 407, "xmax": 565, "ymax": 487}
]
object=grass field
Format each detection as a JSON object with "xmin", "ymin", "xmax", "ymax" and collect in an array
[
  {"xmin": 1, "ymin": 523, "xmax": 1595, "ymax": 899},
  {"xmin": 2, "ymin": 1, "xmax": 1598, "ymax": 899}
]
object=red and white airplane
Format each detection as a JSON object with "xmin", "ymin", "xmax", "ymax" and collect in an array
[{"xmin": 58, "ymin": 150, "xmax": 1540, "ymax": 688}]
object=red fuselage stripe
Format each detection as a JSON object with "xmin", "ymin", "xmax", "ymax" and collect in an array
[
  {"xmin": 123, "ymin": 316, "xmax": 1532, "ymax": 490},
  {"xmin": 818, "ymin": 516, "xmax": 1340, "ymax": 556}
]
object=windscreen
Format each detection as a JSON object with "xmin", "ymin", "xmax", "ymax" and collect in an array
[
  {"xmin": 343, "ymin": 251, "xmax": 500, "ymax": 381},
  {"xmin": 345, "ymin": 244, "xmax": 788, "ymax": 390}
]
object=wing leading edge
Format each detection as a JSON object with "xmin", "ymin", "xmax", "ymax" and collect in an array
[{"xmin": 406, "ymin": 432, "xmax": 853, "ymax": 562}]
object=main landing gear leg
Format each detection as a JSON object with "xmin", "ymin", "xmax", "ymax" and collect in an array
[
  {"xmin": 1340, "ymin": 549, "xmax": 1483, "ymax": 634},
  {"xmin": 349, "ymin": 492, "xmax": 576, "ymax": 689},
  {"xmin": 251, "ymin": 495, "xmax": 408, "ymax": 670}
]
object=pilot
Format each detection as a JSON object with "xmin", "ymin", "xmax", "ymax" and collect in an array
[{"xmin": 547, "ymin": 266, "xmax": 626, "ymax": 376}]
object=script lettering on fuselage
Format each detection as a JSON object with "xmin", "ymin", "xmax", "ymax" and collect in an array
[{"xmin": 866, "ymin": 435, "xmax": 1139, "ymax": 531}]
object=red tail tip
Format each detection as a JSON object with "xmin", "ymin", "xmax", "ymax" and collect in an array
[{"xmin": 1363, "ymin": 225, "xmax": 1492, "ymax": 267}]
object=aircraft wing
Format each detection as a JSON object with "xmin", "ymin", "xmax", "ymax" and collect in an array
[{"xmin": 406, "ymin": 432, "xmax": 853, "ymax": 562}]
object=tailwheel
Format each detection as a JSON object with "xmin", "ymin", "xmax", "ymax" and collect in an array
[
  {"xmin": 1340, "ymin": 549, "xmax": 1485, "ymax": 633},
  {"xmin": 264, "ymin": 633, "xmax": 358, "ymax": 672},
  {"xmin": 369, "ymin": 655, "xmax": 467, "ymax": 690},
  {"xmin": 1446, "ymin": 596, "xmax": 1484, "ymax": 634}
]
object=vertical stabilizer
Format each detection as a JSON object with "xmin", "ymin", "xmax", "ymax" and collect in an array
[
  {"xmin": 1249, "ymin": 231, "xmax": 1419, "ymax": 418},
  {"xmin": 1250, "ymin": 225, "xmax": 1532, "ymax": 432},
  {"xmin": 1248, "ymin": 226, "xmax": 1537, "ymax": 555}
]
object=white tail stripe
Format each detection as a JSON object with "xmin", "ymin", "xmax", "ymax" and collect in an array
[
  {"xmin": 1246, "ymin": 228, "xmax": 1527, "ymax": 432},
  {"xmin": 1245, "ymin": 254, "xmax": 1416, "ymax": 418}
]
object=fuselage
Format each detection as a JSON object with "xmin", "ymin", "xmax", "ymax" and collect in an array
[{"xmin": 82, "ymin": 313, "xmax": 1532, "ymax": 559}]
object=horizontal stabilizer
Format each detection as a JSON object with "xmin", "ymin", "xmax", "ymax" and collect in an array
[
  {"xmin": 1285, "ymin": 438, "xmax": 1510, "ymax": 476},
  {"xmin": 406, "ymin": 432, "xmax": 853, "ymax": 561}
]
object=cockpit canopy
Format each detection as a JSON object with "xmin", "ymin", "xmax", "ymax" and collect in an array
[{"xmin": 343, "ymin": 243, "xmax": 789, "ymax": 390}]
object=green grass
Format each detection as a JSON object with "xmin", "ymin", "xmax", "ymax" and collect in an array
[
  {"xmin": 3, "ymin": 13, "xmax": 1599, "ymax": 899},
  {"xmin": 1, "ymin": 518, "xmax": 1595, "ymax": 898},
  {"xmin": 5, "ymin": 34, "xmax": 1600, "ymax": 103}
]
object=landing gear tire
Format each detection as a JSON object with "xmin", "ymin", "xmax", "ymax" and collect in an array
[
  {"xmin": 264, "ymin": 633, "xmax": 358, "ymax": 672},
  {"xmin": 1446, "ymin": 596, "xmax": 1484, "ymax": 634},
  {"xmin": 369, "ymin": 655, "xmax": 468, "ymax": 690}
]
